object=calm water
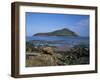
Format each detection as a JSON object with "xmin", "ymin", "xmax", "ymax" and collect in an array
[{"xmin": 26, "ymin": 36, "xmax": 89, "ymax": 47}]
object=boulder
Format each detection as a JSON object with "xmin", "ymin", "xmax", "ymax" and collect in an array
[{"xmin": 41, "ymin": 47, "xmax": 54, "ymax": 55}]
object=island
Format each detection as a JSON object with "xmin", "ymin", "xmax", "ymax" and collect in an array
[
  {"xmin": 33, "ymin": 28, "xmax": 78, "ymax": 36},
  {"xmin": 26, "ymin": 28, "xmax": 89, "ymax": 67}
]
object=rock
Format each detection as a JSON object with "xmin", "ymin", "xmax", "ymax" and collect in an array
[
  {"xmin": 26, "ymin": 47, "xmax": 60, "ymax": 67},
  {"xmin": 41, "ymin": 47, "xmax": 54, "ymax": 55},
  {"xmin": 26, "ymin": 53, "xmax": 58, "ymax": 67}
]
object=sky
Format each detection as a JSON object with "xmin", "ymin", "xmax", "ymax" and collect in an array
[{"xmin": 26, "ymin": 12, "xmax": 89, "ymax": 37}]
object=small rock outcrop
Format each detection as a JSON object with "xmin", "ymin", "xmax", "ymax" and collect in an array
[
  {"xmin": 41, "ymin": 47, "xmax": 54, "ymax": 55},
  {"xmin": 26, "ymin": 47, "xmax": 60, "ymax": 67}
]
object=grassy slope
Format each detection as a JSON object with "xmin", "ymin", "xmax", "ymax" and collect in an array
[{"xmin": 34, "ymin": 28, "xmax": 78, "ymax": 36}]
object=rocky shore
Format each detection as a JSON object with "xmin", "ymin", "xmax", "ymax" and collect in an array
[{"xmin": 26, "ymin": 41, "xmax": 89, "ymax": 67}]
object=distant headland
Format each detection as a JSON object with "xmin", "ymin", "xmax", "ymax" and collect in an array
[{"xmin": 33, "ymin": 28, "xmax": 78, "ymax": 36}]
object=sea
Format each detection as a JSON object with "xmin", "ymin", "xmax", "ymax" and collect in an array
[{"xmin": 26, "ymin": 36, "xmax": 89, "ymax": 47}]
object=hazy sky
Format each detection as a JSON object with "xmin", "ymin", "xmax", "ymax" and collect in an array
[{"xmin": 26, "ymin": 12, "xmax": 89, "ymax": 37}]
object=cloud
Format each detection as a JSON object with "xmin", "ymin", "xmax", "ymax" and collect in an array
[
  {"xmin": 75, "ymin": 19, "xmax": 89, "ymax": 27},
  {"xmin": 69, "ymin": 19, "xmax": 89, "ymax": 37}
]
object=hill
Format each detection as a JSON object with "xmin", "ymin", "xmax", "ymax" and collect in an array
[{"xmin": 33, "ymin": 28, "xmax": 78, "ymax": 36}]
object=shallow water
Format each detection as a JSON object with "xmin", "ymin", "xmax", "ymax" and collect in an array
[{"xmin": 26, "ymin": 36, "xmax": 89, "ymax": 47}]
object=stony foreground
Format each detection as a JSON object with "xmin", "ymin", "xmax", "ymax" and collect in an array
[{"xmin": 26, "ymin": 44, "xmax": 89, "ymax": 67}]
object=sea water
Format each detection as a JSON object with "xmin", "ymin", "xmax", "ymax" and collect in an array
[{"xmin": 26, "ymin": 36, "xmax": 89, "ymax": 47}]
